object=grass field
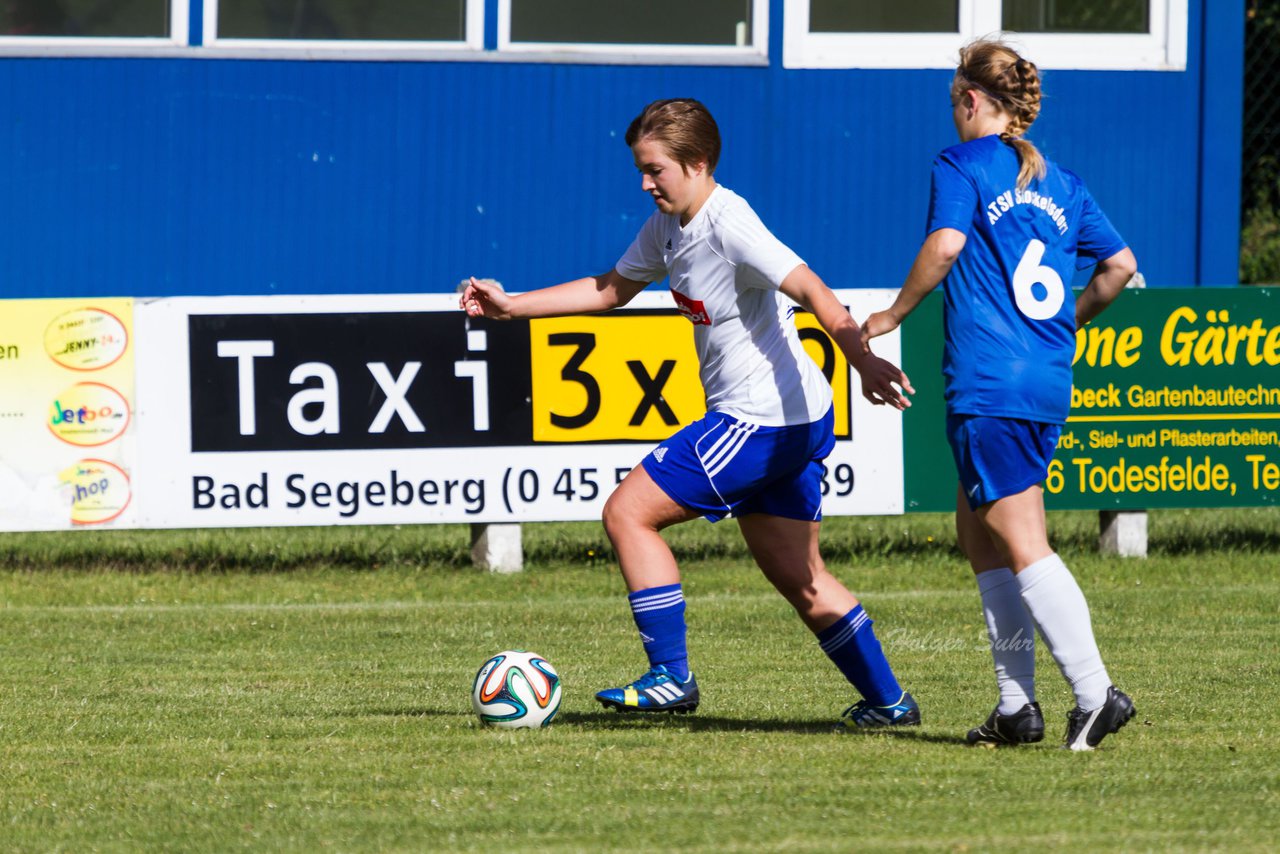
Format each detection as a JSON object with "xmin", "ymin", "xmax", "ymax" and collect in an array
[{"xmin": 2, "ymin": 509, "xmax": 1278, "ymax": 851}]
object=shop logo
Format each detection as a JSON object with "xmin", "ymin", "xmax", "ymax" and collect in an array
[
  {"xmin": 44, "ymin": 307, "xmax": 128, "ymax": 371},
  {"xmin": 48, "ymin": 382, "xmax": 131, "ymax": 447},
  {"xmin": 59, "ymin": 459, "xmax": 132, "ymax": 525}
]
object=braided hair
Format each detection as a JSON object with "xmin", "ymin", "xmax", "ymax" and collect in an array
[{"xmin": 955, "ymin": 39, "xmax": 1046, "ymax": 191}]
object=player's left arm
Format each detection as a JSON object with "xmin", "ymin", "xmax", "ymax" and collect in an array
[
  {"xmin": 862, "ymin": 227, "xmax": 967, "ymax": 345},
  {"xmin": 779, "ymin": 265, "xmax": 914, "ymax": 410},
  {"xmin": 1075, "ymin": 247, "xmax": 1138, "ymax": 329}
]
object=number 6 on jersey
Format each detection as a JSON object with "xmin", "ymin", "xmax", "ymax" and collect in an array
[{"xmin": 1012, "ymin": 238, "xmax": 1065, "ymax": 321}]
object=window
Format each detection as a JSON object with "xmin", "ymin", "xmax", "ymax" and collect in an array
[
  {"xmin": 0, "ymin": 0, "xmax": 184, "ymax": 44},
  {"xmin": 1003, "ymin": 1, "xmax": 1148, "ymax": 34},
  {"xmin": 206, "ymin": 0, "xmax": 482, "ymax": 51},
  {"xmin": 784, "ymin": 0, "xmax": 1187, "ymax": 70},
  {"xmin": 809, "ymin": 0, "xmax": 957, "ymax": 34},
  {"xmin": 498, "ymin": 0, "xmax": 767, "ymax": 62}
]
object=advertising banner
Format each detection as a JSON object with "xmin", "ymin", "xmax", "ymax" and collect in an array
[
  {"xmin": 903, "ymin": 287, "xmax": 1280, "ymax": 511},
  {"xmin": 0, "ymin": 300, "xmax": 137, "ymax": 531},
  {"xmin": 131, "ymin": 292, "xmax": 905, "ymax": 528},
  {"xmin": 8, "ymin": 288, "xmax": 1269, "ymax": 533}
]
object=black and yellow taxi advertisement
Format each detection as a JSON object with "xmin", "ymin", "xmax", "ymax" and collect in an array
[{"xmin": 529, "ymin": 311, "xmax": 851, "ymax": 443}]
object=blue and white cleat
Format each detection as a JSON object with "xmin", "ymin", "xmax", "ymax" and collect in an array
[
  {"xmin": 595, "ymin": 665, "xmax": 700, "ymax": 714},
  {"xmin": 837, "ymin": 692, "xmax": 921, "ymax": 730}
]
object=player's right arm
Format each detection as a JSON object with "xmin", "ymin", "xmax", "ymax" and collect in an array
[
  {"xmin": 1074, "ymin": 247, "xmax": 1137, "ymax": 329},
  {"xmin": 460, "ymin": 270, "xmax": 649, "ymax": 321}
]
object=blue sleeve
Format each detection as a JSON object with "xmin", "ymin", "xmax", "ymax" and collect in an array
[
  {"xmin": 1074, "ymin": 187, "xmax": 1127, "ymax": 270},
  {"xmin": 926, "ymin": 152, "xmax": 978, "ymax": 236}
]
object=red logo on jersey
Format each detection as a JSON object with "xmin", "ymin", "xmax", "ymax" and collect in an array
[{"xmin": 670, "ymin": 289, "xmax": 711, "ymax": 325}]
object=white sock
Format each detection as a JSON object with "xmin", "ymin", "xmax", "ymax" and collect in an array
[
  {"xmin": 1016, "ymin": 554, "xmax": 1111, "ymax": 711},
  {"xmin": 976, "ymin": 568, "xmax": 1036, "ymax": 715}
]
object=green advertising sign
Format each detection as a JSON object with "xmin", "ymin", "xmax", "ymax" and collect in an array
[{"xmin": 903, "ymin": 287, "xmax": 1280, "ymax": 512}]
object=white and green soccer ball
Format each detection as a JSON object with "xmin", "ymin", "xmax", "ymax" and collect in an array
[{"xmin": 471, "ymin": 650, "xmax": 562, "ymax": 728}]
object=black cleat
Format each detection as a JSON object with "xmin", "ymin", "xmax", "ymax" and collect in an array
[
  {"xmin": 966, "ymin": 702, "xmax": 1045, "ymax": 746},
  {"xmin": 1064, "ymin": 686, "xmax": 1135, "ymax": 751}
]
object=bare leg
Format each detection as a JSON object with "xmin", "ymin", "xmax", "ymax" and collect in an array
[
  {"xmin": 738, "ymin": 513, "xmax": 908, "ymax": 713},
  {"xmin": 973, "ymin": 484, "xmax": 1053, "ymax": 573},
  {"xmin": 735, "ymin": 513, "xmax": 857, "ymax": 633},
  {"xmin": 601, "ymin": 464, "xmax": 700, "ymax": 592},
  {"xmin": 957, "ymin": 484, "xmax": 1037, "ymax": 717},
  {"xmin": 954, "ymin": 483, "xmax": 1007, "ymax": 575},
  {"xmin": 975, "ymin": 484, "xmax": 1112, "ymax": 714}
]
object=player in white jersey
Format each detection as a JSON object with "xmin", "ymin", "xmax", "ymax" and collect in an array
[{"xmin": 462, "ymin": 99, "xmax": 918, "ymax": 728}]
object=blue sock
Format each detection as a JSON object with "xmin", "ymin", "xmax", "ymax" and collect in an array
[
  {"xmin": 816, "ymin": 605, "xmax": 903, "ymax": 706},
  {"xmin": 628, "ymin": 583, "xmax": 689, "ymax": 680}
]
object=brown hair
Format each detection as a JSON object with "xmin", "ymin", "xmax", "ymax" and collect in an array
[
  {"xmin": 625, "ymin": 98, "xmax": 721, "ymax": 175},
  {"xmin": 954, "ymin": 38, "xmax": 1045, "ymax": 190}
]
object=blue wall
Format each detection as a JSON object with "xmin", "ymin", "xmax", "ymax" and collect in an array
[{"xmin": 0, "ymin": 1, "xmax": 1241, "ymax": 298}]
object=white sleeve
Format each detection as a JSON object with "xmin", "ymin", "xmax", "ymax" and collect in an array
[
  {"xmin": 717, "ymin": 205, "xmax": 804, "ymax": 290},
  {"xmin": 615, "ymin": 213, "xmax": 669, "ymax": 283}
]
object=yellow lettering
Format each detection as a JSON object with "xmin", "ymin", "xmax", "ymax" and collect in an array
[
  {"xmin": 1247, "ymin": 318, "xmax": 1268, "ymax": 365},
  {"xmin": 1160, "ymin": 306, "xmax": 1197, "ymax": 366},
  {"xmin": 1247, "ymin": 454, "xmax": 1280, "ymax": 489},
  {"xmin": 1114, "ymin": 326, "xmax": 1142, "ymax": 367},
  {"xmin": 1266, "ymin": 327, "xmax": 1280, "ymax": 366},
  {"xmin": 1192, "ymin": 325, "xmax": 1226, "ymax": 365},
  {"xmin": 1086, "ymin": 326, "xmax": 1117, "ymax": 367}
]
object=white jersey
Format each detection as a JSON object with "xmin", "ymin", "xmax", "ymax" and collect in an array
[{"xmin": 615, "ymin": 185, "xmax": 833, "ymax": 427}]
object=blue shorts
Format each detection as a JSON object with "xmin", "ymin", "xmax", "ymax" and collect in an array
[
  {"xmin": 642, "ymin": 408, "xmax": 836, "ymax": 523},
  {"xmin": 946, "ymin": 414, "xmax": 1061, "ymax": 510}
]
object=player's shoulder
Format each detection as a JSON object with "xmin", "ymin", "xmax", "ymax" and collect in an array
[
  {"xmin": 705, "ymin": 184, "xmax": 750, "ymax": 219},
  {"xmin": 936, "ymin": 134, "xmax": 1006, "ymax": 169},
  {"xmin": 1050, "ymin": 162, "xmax": 1090, "ymax": 192},
  {"xmin": 636, "ymin": 206, "xmax": 678, "ymax": 239},
  {"xmin": 701, "ymin": 185, "xmax": 767, "ymax": 236},
  {"xmin": 1036, "ymin": 159, "xmax": 1097, "ymax": 208}
]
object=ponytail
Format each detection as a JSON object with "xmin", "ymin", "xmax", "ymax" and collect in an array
[{"xmin": 958, "ymin": 40, "xmax": 1046, "ymax": 190}]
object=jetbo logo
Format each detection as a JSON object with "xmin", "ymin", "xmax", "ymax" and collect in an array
[
  {"xmin": 670, "ymin": 289, "xmax": 711, "ymax": 326},
  {"xmin": 187, "ymin": 312, "xmax": 533, "ymax": 451},
  {"xmin": 48, "ymin": 382, "xmax": 131, "ymax": 447}
]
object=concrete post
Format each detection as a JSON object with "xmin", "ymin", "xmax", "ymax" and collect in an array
[
  {"xmin": 470, "ymin": 523, "xmax": 524, "ymax": 573},
  {"xmin": 1099, "ymin": 510, "xmax": 1148, "ymax": 558}
]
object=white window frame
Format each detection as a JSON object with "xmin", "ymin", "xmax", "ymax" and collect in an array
[
  {"xmin": 202, "ymin": 0, "xmax": 484, "ymax": 57},
  {"xmin": 0, "ymin": 0, "xmax": 188, "ymax": 52},
  {"xmin": 495, "ymin": 0, "xmax": 769, "ymax": 66},
  {"xmin": 784, "ymin": 0, "xmax": 1187, "ymax": 70}
]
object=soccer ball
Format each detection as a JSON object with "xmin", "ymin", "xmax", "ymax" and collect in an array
[{"xmin": 471, "ymin": 650, "xmax": 562, "ymax": 728}]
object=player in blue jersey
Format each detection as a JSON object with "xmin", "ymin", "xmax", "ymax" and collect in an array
[
  {"xmin": 862, "ymin": 39, "xmax": 1139, "ymax": 750},
  {"xmin": 463, "ymin": 98, "xmax": 920, "ymax": 729}
]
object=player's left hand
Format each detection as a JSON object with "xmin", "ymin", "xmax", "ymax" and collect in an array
[
  {"xmin": 859, "ymin": 310, "xmax": 900, "ymax": 351},
  {"xmin": 855, "ymin": 354, "xmax": 914, "ymax": 410}
]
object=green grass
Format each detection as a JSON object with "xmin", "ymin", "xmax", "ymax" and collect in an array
[{"xmin": 2, "ymin": 510, "xmax": 1278, "ymax": 851}]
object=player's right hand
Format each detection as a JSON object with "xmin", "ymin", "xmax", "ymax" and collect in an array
[{"xmin": 460, "ymin": 276, "xmax": 514, "ymax": 320}]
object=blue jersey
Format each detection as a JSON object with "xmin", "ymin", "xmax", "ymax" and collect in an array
[{"xmin": 927, "ymin": 135, "xmax": 1127, "ymax": 424}]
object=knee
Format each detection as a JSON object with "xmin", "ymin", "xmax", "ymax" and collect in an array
[{"xmin": 601, "ymin": 491, "xmax": 630, "ymax": 542}]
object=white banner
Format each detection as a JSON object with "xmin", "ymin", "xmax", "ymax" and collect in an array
[{"xmin": 3, "ymin": 291, "xmax": 905, "ymax": 530}]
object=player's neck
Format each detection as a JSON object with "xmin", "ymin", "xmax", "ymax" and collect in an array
[
  {"xmin": 960, "ymin": 116, "xmax": 1012, "ymax": 143},
  {"xmin": 679, "ymin": 178, "xmax": 718, "ymax": 227}
]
